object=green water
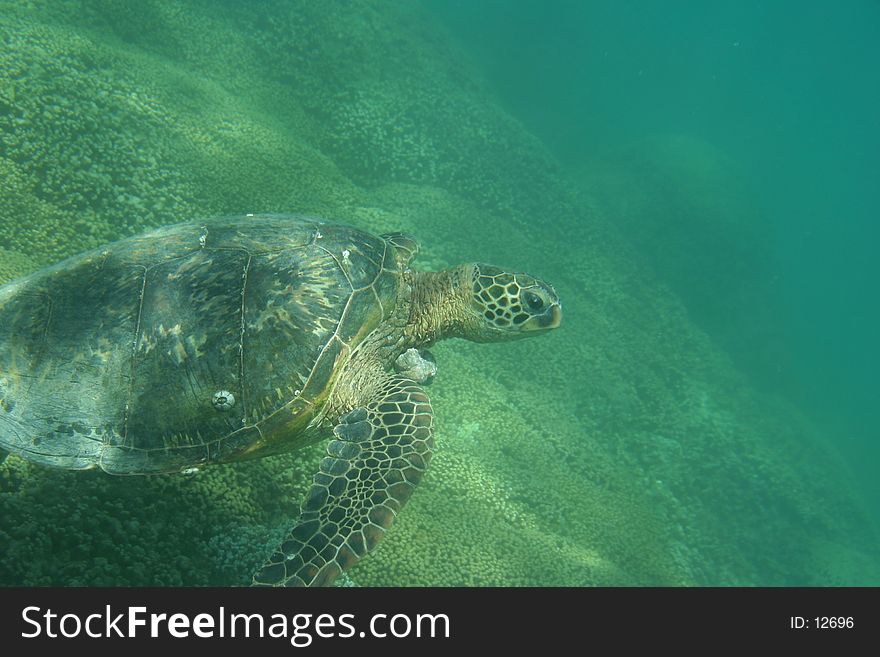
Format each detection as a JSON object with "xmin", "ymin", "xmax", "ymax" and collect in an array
[
  {"xmin": 427, "ymin": 0, "xmax": 880, "ymax": 515},
  {"xmin": 0, "ymin": 0, "xmax": 877, "ymax": 586}
]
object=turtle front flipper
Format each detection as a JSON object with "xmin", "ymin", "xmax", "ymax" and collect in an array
[{"xmin": 252, "ymin": 378, "xmax": 434, "ymax": 587}]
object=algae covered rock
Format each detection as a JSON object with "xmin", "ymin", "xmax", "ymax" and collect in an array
[{"xmin": 0, "ymin": 0, "xmax": 876, "ymax": 586}]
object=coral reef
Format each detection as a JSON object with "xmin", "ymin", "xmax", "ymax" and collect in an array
[
  {"xmin": 0, "ymin": 449, "xmax": 320, "ymax": 585},
  {"xmin": 0, "ymin": 0, "xmax": 876, "ymax": 587}
]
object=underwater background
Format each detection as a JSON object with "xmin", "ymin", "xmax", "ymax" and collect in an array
[{"xmin": 0, "ymin": 0, "xmax": 877, "ymax": 585}]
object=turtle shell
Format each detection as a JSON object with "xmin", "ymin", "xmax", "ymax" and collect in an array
[{"xmin": 0, "ymin": 215, "xmax": 403, "ymax": 474}]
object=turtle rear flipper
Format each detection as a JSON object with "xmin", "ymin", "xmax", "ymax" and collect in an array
[{"xmin": 252, "ymin": 378, "xmax": 434, "ymax": 587}]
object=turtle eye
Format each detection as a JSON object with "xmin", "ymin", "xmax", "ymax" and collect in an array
[{"xmin": 523, "ymin": 291, "xmax": 543, "ymax": 311}]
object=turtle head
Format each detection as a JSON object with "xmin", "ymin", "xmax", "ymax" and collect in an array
[{"xmin": 465, "ymin": 264, "xmax": 562, "ymax": 341}]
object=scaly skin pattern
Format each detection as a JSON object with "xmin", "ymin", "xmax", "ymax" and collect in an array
[
  {"xmin": 0, "ymin": 214, "xmax": 561, "ymax": 586},
  {"xmin": 252, "ymin": 382, "xmax": 433, "ymax": 587},
  {"xmin": 254, "ymin": 257, "xmax": 562, "ymax": 587}
]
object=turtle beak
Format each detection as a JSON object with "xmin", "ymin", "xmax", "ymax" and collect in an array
[
  {"xmin": 522, "ymin": 303, "xmax": 562, "ymax": 332},
  {"xmin": 545, "ymin": 303, "xmax": 562, "ymax": 329}
]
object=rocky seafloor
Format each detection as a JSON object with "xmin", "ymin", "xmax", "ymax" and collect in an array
[{"xmin": 0, "ymin": 0, "xmax": 876, "ymax": 586}]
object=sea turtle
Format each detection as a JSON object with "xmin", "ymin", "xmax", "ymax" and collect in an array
[{"xmin": 0, "ymin": 214, "xmax": 562, "ymax": 586}]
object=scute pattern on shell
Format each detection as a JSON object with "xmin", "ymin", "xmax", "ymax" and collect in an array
[{"xmin": 0, "ymin": 215, "xmax": 401, "ymax": 473}]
